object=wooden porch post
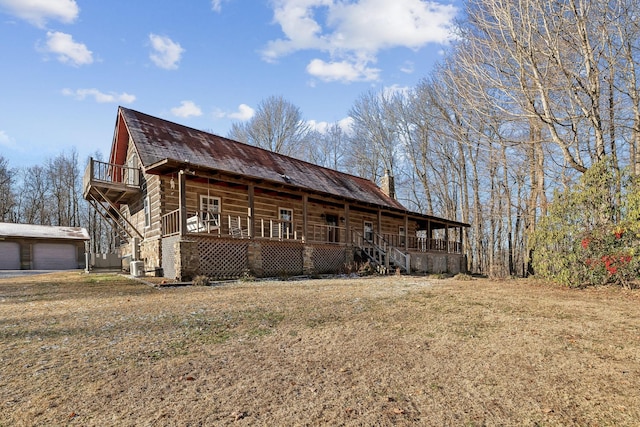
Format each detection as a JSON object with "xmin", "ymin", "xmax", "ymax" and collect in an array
[
  {"xmin": 248, "ymin": 184, "xmax": 255, "ymax": 238},
  {"xmin": 179, "ymin": 170, "xmax": 187, "ymax": 237},
  {"xmin": 344, "ymin": 204, "xmax": 350, "ymax": 244},
  {"xmin": 404, "ymin": 215, "xmax": 408, "ymax": 251},
  {"xmin": 445, "ymin": 225, "xmax": 449, "ymax": 253},
  {"xmin": 303, "ymin": 195, "xmax": 308, "ymax": 243},
  {"xmin": 377, "ymin": 210, "xmax": 382, "ymax": 236}
]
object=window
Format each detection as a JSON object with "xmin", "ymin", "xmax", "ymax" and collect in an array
[
  {"xmin": 325, "ymin": 214, "xmax": 339, "ymax": 243},
  {"xmin": 143, "ymin": 196, "xmax": 151, "ymax": 228},
  {"xmin": 279, "ymin": 208, "xmax": 293, "ymax": 238},
  {"xmin": 200, "ymin": 195, "xmax": 220, "ymax": 229},
  {"xmin": 364, "ymin": 221, "xmax": 373, "ymax": 241},
  {"xmin": 399, "ymin": 225, "xmax": 406, "ymax": 246}
]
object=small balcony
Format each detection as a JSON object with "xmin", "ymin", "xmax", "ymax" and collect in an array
[{"xmin": 83, "ymin": 158, "xmax": 141, "ymax": 204}]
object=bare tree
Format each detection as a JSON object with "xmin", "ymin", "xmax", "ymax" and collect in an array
[
  {"xmin": 348, "ymin": 90, "xmax": 401, "ymax": 181},
  {"xmin": 228, "ymin": 95, "xmax": 310, "ymax": 158},
  {"xmin": 17, "ymin": 165, "xmax": 51, "ymax": 225},
  {"xmin": 47, "ymin": 149, "xmax": 81, "ymax": 226},
  {"xmin": 0, "ymin": 156, "xmax": 16, "ymax": 222},
  {"xmin": 458, "ymin": 0, "xmax": 640, "ymax": 176},
  {"xmin": 307, "ymin": 122, "xmax": 350, "ymax": 171}
]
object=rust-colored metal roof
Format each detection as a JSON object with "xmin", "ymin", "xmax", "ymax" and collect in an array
[
  {"xmin": 119, "ymin": 107, "xmax": 407, "ymax": 211},
  {"xmin": 0, "ymin": 222, "xmax": 90, "ymax": 240}
]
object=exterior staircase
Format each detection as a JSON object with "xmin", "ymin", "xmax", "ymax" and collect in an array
[
  {"xmin": 83, "ymin": 158, "xmax": 143, "ymax": 243},
  {"xmin": 352, "ymin": 231, "xmax": 410, "ymax": 274}
]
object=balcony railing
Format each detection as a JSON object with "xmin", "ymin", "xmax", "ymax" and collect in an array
[
  {"xmin": 83, "ymin": 158, "xmax": 142, "ymax": 206},
  {"xmin": 84, "ymin": 158, "xmax": 140, "ymax": 189}
]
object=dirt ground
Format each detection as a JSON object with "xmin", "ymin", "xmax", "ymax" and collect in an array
[{"xmin": 1, "ymin": 272, "xmax": 639, "ymax": 426}]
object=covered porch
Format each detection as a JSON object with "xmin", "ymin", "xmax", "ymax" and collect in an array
[{"xmin": 160, "ymin": 207, "xmax": 465, "ymax": 255}]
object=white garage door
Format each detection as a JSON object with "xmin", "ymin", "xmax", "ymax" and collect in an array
[
  {"xmin": 33, "ymin": 243, "xmax": 78, "ymax": 270},
  {"xmin": 0, "ymin": 242, "xmax": 20, "ymax": 269}
]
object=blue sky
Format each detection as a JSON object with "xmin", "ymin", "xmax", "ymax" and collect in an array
[{"xmin": 0, "ymin": 0, "xmax": 459, "ymax": 168}]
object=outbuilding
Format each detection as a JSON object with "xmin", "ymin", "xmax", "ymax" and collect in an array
[{"xmin": 0, "ymin": 222, "xmax": 89, "ymax": 270}]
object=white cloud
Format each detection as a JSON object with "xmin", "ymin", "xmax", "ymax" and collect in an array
[
  {"xmin": 0, "ymin": 130, "xmax": 17, "ymax": 149},
  {"xmin": 262, "ymin": 0, "xmax": 458, "ymax": 82},
  {"xmin": 307, "ymin": 58, "xmax": 379, "ymax": 82},
  {"xmin": 228, "ymin": 104, "xmax": 255, "ymax": 120},
  {"xmin": 308, "ymin": 117, "xmax": 354, "ymax": 134},
  {"xmin": 211, "ymin": 0, "xmax": 231, "ymax": 12},
  {"xmin": 62, "ymin": 88, "xmax": 136, "ymax": 104},
  {"xmin": 383, "ymin": 84, "xmax": 410, "ymax": 97},
  {"xmin": 400, "ymin": 60, "xmax": 414, "ymax": 74},
  {"xmin": 337, "ymin": 116, "xmax": 354, "ymax": 134},
  {"xmin": 0, "ymin": 0, "xmax": 79, "ymax": 27},
  {"xmin": 171, "ymin": 101, "xmax": 203, "ymax": 118},
  {"xmin": 262, "ymin": 0, "xmax": 331, "ymax": 62},
  {"xmin": 214, "ymin": 104, "xmax": 255, "ymax": 121},
  {"xmin": 149, "ymin": 34, "xmax": 184, "ymax": 70},
  {"xmin": 327, "ymin": 0, "xmax": 457, "ymax": 51},
  {"xmin": 307, "ymin": 120, "xmax": 330, "ymax": 133},
  {"xmin": 45, "ymin": 31, "xmax": 93, "ymax": 66}
]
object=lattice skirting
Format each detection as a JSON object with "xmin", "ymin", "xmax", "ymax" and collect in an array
[
  {"xmin": 192, "ymin": 236, "xmax": 249, "ymax": 279},
  {"xmin": 161, "ymin": 235, "xmax": 180, "ymax": 279},
  {"xmin": 161, "ymin": 236, "xmax": 354, "ymax": 279},
  {"xmin": 312, "ymin": 245, "xmax": 347, "ymax": 274},
  {"xmin": 261, "ymin": 241, "xmax": 304, "ymax": 277}
]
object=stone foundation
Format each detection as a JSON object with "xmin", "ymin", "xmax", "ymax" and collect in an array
[
  {"xmin": 140, "ymin": 238, "xmax": 161, "ymax": 270},
  {"xmin": 247, "ymin": 241, "xmax": 263, "ymax": 277},
  {"xmin": 410, "ymin": 252, "xmax": 465, "ymax": 275},
  {"xmin": 175, "ymin": 239, "xmax": 199, "ymax": 281},
  {"xmin": 166, "ymin": 237, "xmax": 465, "ymax": 280},
  {"xmin": 303, "ymin": 246, "xmax": 315, "ymax": 275}
]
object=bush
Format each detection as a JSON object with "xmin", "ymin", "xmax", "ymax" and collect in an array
[{"xmin": 532, "ymin": 158, "xmax": 640, "ymax": 288}]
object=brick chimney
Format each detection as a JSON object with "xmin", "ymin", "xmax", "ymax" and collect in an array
[{"xmin": 380, "ymin": 169, "xmax": 396, "ymax": 200}]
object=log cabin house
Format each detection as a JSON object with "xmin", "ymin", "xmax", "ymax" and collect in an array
[{"xmin": 83, "ymin": 107, "xmax": 469, "ymax": 280}]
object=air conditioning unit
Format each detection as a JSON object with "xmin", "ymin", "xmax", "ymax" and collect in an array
[{"xmin": 130, "ymin": 260, "xmax": 144, "ymax": 277}]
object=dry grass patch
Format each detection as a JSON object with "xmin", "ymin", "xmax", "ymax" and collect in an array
[{"xmin": 1, "ymin": 272, "xmax": 640, "ymax": 426}]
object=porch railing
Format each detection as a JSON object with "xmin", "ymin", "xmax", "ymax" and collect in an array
[
  {"xmin": 160, "ymin": 209, "xmax": 462, "ymax": 253},
  {"xmin": 404, "ymin": 236, "xmax": 461, "ymax": 254},
  {"xmin": 162, "ymin": 209, "xmax": 180, "ymax": 236},
  {"xmin": 161, "ymin": 210, "xmax": 304, "ymax": 241},
  {"xmin": 308, "ymin": 223, "xmax": 346, "ymax": 244},
  {"xmin": 377, "ymin": 234, "xmax": 461, "ymax": 254}
]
